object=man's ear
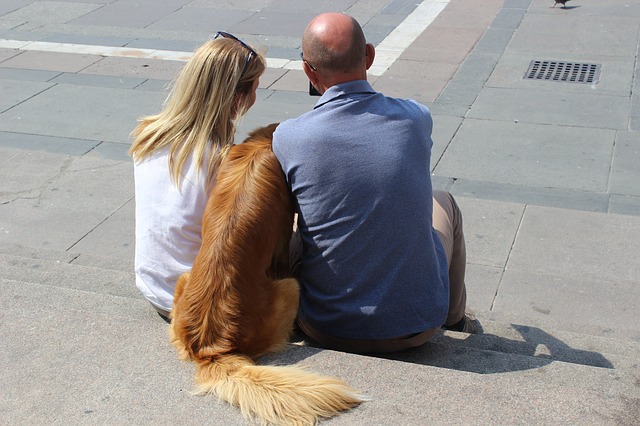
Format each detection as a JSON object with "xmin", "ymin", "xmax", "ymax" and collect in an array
[
  {"xmin": 365, "ymin": 43, "xmax": 375, "ymax": 70},
  {"xmin": 303, "ymin": 62, "xmax": 321, "ymax": 91}
]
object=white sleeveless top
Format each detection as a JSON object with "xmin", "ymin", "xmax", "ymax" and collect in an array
[{"xmin": 133, "ymin": 146, "xmax": 212, "ymax": 312}]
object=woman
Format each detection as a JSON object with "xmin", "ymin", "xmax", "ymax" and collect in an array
[{"xmin": 129, "ymin": 33, "xmax": 266, "ymax": 319}]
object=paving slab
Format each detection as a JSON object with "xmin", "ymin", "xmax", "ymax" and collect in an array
[
  {"xmin": 401, "ymin": 27, "xmax": 485, "ymax": 64},
  {"xmin": 494, "ymin": 269, "xmax": 640, "ymax": 341},
  {"xmin": 435, "ymin": 119, "xmax": 616, "ymax": 192},
  {"xmin": 464, "ymin": 263, "xmax": 503, "ymax": 312},
  {"xmin": 372, "ymin": 72, "xmax": 447, "ymax": 103},
  {"xmin": 0, "ymin": 79, "xmax": 54, "ymax": 112},
  {"xmin": 379, "ymin": 0, "xmax": 421, "ymax": 15},
  {"xmin": 434, "ymin": 78, "xmax": 485, "ymax": 109},
  {"xmin": 529, "ymin": 0, "xmax": 640, "ymax": 16},
  {"xmin": 0, "ymin": 84, "xmax": 165, "ymax": 143},
  {"xmin": 0, "ymin": 132, "xmax": 97, "ymax": 156},
  {"xmin": 509, "ymin": 9, "xmax": 640, "ymax": 58},
  {"xmin": 429, "ymin": 113, "xmax": 463, "ymax": 165},
  {"xmin": 359, "ymin": 14, "xmax": 404, "ymax": 46},
  {"xmin": 262, "ymin": 0, "xmax": 362, "ymax": 14},
  {"xmin": 124, "ymin": 37, "xmax": 200, "ymax": 53},
  {"xmin": 509, "ymin": 205, "xmax": 640, "ymax": 283},
  {"xmin": 346, "ymin": 0, "xmax": 394, "ymax": 23},
  {"xmin": 609, "ymin": 194, "xmax": 640, "ymax": 217},
  {"xmin": 48, "ymin": 72, "xmax": 147, "ymax": 89},
  {"xmin": 467, "ymin": 87, "xmax": 629, "ymax": 129},
  {"xmin": 451, "ymin": 51, "xmax": 502, "ymax": 83},
  {"xmin": 610, "ymin": 131, "xmax": 640, "ymax": 197},
  {"xmin": 456, "ymin": 197, "xmax": 525, "ymax": 269},
  {"xmin": 0, "ymin": 46, "xmax": 21, "ymax": 62},
  {"xmin": 41, "ymin": 32, "xmax": 135, "ymax": 48},
  {"xmin": 434, "ymin": 320, "xmax": 640, "ymax": 368},
  {"xmin": 472, "ymin": 27, "xmax": 515, "ymax": 55},
  {"xmin": 0, "ymin": 1, "xmax": 102, "ymax": 27},
  {"xmin": 379, "ymin": 333, "xmax": 618, "ymax": 374},
  {"xmin": 0, "ymin": 67, "xmax": 61, "ymax": 82},
  {"xmin": 146, "ymin": 7, "xmax": 255, "ymax": 34},
  {"xmin": 387, "ymin": 58, "xmax": 460, "ymax": 83},
  {"xmin": 134, "ymin": 78, "xmax": 171, "ymax": 92},
  {"xmin": 32, "ymin": 23, "xmax": 208, "ymax": 43},
  {"xmin": 79, "ymin": 56, "xmax": 184, "ymax": 81},
  {"xmin": 231, "ymin": 10, "xmax": 318, "ymax": 38},
  {"xmin": 0, "ymin": 148, "xmax": 73, "ymax": 200},
  {"xmin": 187, "ymin": 0, "xmax": 271, "ymax": 9},
  {"xmin": 491, "ymin": 4, "xmax": 527, "ymax": 29},
  {"xmin": 0, "ymin": 150, "xmax": 133, "ymax": 251},
  {"xmin": 0, "ymin": 50, "xmax": 102, "ymax": 73},
  {"xmin": 68, "ymin": 194, "xmax": 135, "ymax": 261},
  {"xmin": 488, "ymin": 204, "xmax": 640, "ymax": 337},
  {"xmin": 0, "ymin": 0, "xmax": 34, "ymax": 16},
  {"xmin": 431, "ymin": 15, "xmax": 509, "ymax": 108},
  {"xmin": 86, "ymin": 140, "xmax": 132, "ymax": 161},
  {"xmin": 430, "ymin": 0, "xmax": 504, "ymax": 30},
  {"xmin": 68, "ymin": 1, "xmax": 186, "ymax": 28},
  {"xmin": 260, "ymin": 67, "xmax": 301, "ymax": 92},
  {"xmin": 0, "ymin": 241, "xmax": 79, "ymax": 263},
  {"xmin": 451, "ymin": 178, "xmax": 612, "ymax": 214}
]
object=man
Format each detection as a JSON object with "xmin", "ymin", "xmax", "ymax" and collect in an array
[{"xmin": 273, "ymin": 12, "xmax": 481, "ymax": 354}]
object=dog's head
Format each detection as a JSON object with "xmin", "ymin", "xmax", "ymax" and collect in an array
[{"xmin": 243, "ymin": 122, "xmax": 279, "ymax": 143}]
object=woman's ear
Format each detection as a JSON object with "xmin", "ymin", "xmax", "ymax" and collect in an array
[{"xmin": 231, "ymin": 92, "xmax": 242, "ymax": 118}]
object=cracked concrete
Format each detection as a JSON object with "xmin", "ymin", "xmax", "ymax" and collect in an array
[
  {"xmin": 0, "ymin": 149, "xmax": 133, "ymax": 253},
  {"xmin": 0, "ymin": 149, "xmax": 73, "ymax": 204}
]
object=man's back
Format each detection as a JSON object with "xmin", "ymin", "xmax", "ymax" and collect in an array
[{"xmin": 273, "ymin": 80, "xmax": 449, "ymax": 340}]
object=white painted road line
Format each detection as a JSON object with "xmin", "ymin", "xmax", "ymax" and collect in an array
[
  {"xmin": 369, "ymin": 0, "xmax": 450, "ymax": 76},
  {"xmin": 0, "ymin": 0, "xmax": 450, "ymax": 77}
]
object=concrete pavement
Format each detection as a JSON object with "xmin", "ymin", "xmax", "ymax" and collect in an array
[{"xmin": 1, "ymin": 0, "xmax": 639, "ymax": 424}]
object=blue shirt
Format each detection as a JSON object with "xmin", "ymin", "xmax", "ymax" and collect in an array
[{"xmin": 273, "ymin": 80, "xmax": 449, "ymax": 339}]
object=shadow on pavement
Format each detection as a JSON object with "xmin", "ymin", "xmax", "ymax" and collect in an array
[{"xmin": 263, "ymin": 323, "xmax": 613, "ymax": 375}]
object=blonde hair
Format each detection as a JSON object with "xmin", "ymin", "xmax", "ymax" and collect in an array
[{"xmin": 129, "ymin": 37, "xmax": 266, "ymax": 190}]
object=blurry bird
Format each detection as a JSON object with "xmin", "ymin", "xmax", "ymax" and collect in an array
[{"xmin": 552, "ymin": 0, "xmax": 571, "ymax": 7}]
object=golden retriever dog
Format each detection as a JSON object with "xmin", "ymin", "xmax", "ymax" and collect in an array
[{"xmin": 170, "ymin": 123, "xmax": 364, "ymax": 425}]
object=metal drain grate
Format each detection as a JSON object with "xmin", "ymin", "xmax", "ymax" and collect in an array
[{"xmin": 524, "ymin": 60, "xmax": 601, "ymax": 84}]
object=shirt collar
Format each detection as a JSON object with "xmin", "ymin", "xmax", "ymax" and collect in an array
[{"xmin": 314, "ymin": 80, "xmax": 376, "ymax": 109}]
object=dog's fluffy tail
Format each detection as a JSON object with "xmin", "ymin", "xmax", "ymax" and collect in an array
[{"xmin": 194, "ymin": 353, "xmax": 365, "ymax": 425}]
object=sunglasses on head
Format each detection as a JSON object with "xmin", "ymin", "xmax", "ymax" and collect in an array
[{"xmin": 214, "ymin": 31, "xmax": 257, "ymax": 78}]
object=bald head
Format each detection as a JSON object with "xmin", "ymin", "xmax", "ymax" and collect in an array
[{"xmin": 302, "ymin": 13, "xmax": 367, "ymax": 75}]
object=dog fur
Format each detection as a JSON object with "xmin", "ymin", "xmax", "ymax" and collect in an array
[{"xmin": 170, "ymin": 123, "xmax": 364, "ymax": 425}]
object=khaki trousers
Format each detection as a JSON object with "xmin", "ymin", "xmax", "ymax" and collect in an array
[{"xmin": 289, "ymin": 190, "xmax": 468, "ymax": 353}]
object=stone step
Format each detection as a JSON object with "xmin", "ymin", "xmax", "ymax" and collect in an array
[
  {"xmin": 430, "ymin": 320, "xmax": 640, "ymax": 370},
  {"xmin": 0, "ymin": 241, "xmax": 132, "ymax": 273},
  {"xmin": 0, "ymin": 250, "xmax": 139, "ymax": 301},
  {"xmin": 1, "ymin": 245, "xmax": 638, "ymax": 371},
  {"xmin": 288, "ymin": 320, "xmax": 640, "ymax": 373},
  {"xmin": 2, "ymin": 277, "xmax": 637, "ymax": 425}
]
